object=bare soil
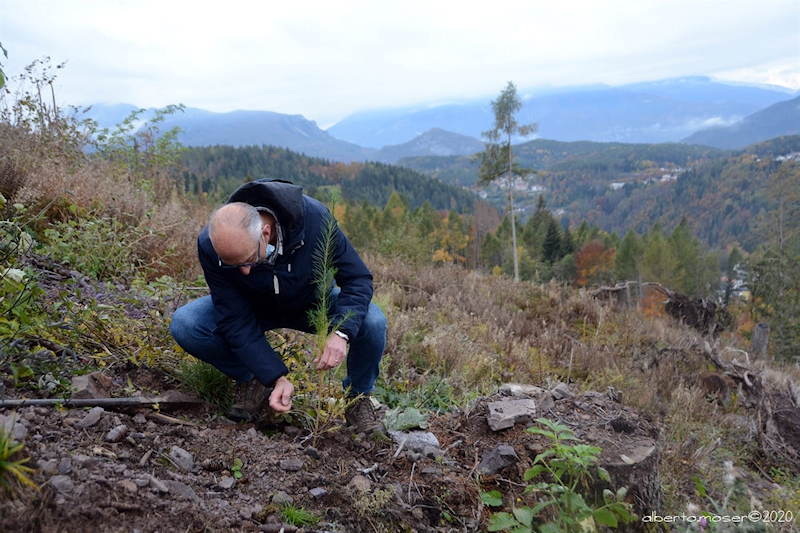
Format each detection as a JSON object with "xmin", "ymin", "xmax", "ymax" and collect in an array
[{"xmin": 1, "ymin": 363, "xmax": 662, "ymax": 533}]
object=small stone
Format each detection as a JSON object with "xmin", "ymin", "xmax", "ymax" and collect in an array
[
  {"xmin": 486, "ymin": 399, "xmax": 537, "ymax": 431},
  {"xmin": 72, "ymin": 454, "xmax": 98, "ymax": 469},
  {"xmin": 105, "ymin": 424, "xmax": 128, "ymax": 443},
  {"xmin": 76, "ymin": 407, "xmax": 105, "ymax": 428},
  {"xmin": 169, "ymin": 446, "xmax": 195, "ymax": 472},
  {"xmin": 0, "ymin": 413, "xmax": 28, "ymax": 440},
  {"xmin": 118, "ymin": 480, "xmax": 138, "ymax": 493},
  {"xmin": 387, "ymin": 430, "xmax": 440, "ymax": 453},
  {"xmin": 279, "ymin": 458, "xmax": 303, "ymax": 472},
  {"xmin": 304, "ymin": 446, "xmax": 320, "ymax": 460},
  {"xmin": 49, "ymin": 475, "xmax": 74, "ymax": 494},
  {"xmin": 422, "ymin": 445, "xmax": 444, "ymax": 460},
  {"xmin": 38, "ymin": 459, "xmax": 58, "ymax": 475},
  {"xmin": 271, "ymin": 491, "xmax": 293, "ymax": 506},
  {"xmin": 57, "ymin": 457, "xmax": 73, "ymax": 475},
  {"xmin": 164, "ymin": 480, "xmax": 201, "ymax": 503},
  {"xmin": 478, "ymin": 444, "xmax": 520, "ymax": 475},
  {"xmin": 218, "ymin": 477, "xmax": 236, "ymax": 490},
  {"xmin": 132, "ymin": 478, "xmax": 149, "ymax": 488},
  {"xmin": 551, "ymin": 382, "xmax": 574, "ymax": 400},
  {"xmin": 62, "ymin": 418, "xmax": 81, "ymax": 427},
  {"xmin": 145, "ymin": 474, "xmax": 169, "ymax": 493},
  {"xmin": 348, "ymin": 474, "xmax": 371, "ymax": 493},
  {"xmin": 71, "ymin": 372, "xmax": 113, "ymax": 399},
  {"xmin": 309, "ymin": 487, "xmax": 328, "ymax": 499}
]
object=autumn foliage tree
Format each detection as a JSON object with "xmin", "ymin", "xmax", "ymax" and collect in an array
[{"xmin": 574, "ymin": 240, "xmax": 615, "ymax": 287}]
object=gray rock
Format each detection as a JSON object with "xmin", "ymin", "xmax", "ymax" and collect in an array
[
  {"xmin": 304, "ymin": 446, "xmax": 321, "ymax": 460},
  {"xmin": 279, "ymin": 458, "xmax": 303, "ymax": 472},
  {"xmin": 38, "ymin": 459, "xmax": 58, "ymax": 475},
  {"xmin": 486, "ymin": 399, "xmax": 537, "ymax": 431},
  {"xmin": 478, "ymin": 444, "xmax": 520, "ymax": 475},
  {"xmin": 169, "ymin": 446, "xmax": 195, "ymax": 472},
  {"xmin": 309, "ymin": 487, "xmax": 328, "ymax": 499},
  {"xmin": 105, "ymin": 424, "xmax": 128, "ymax": 443},
  {"xmin": 537, "ymin": 393, "xmax": 556, "ymax": 412},
  {"xmin": 422, "ymin": 445, "xmax": 444, "ymax": 460},
  {"xmin": 0, "ymin": 413, "xmax": 28, "ymax": 441},
  {"xmin": 76, "ymin": 407, "xmax": 105, "ymax": 428},
  {"xmin": 218, "ymin": 476, "xmax": 236, "ymax": 490},
  {"xmin": 163, "ymin": 480, "xmax": 201, "ymax": 503},
  {"xmin": 497, "ymin": 383, "xmax": 547, "ymax": 397},
  {"xmin": 70, "ymin": 372, "xmax": 113, "ymax": 399},
  {"xmin": 271, "ymin": 490, "xmax": 293, "ymax": 505},
  {"xmin": 145, "ymin": 474, "xmax": 169, "ymax": 493},
  {"xmin": 388, "ymin": 430, "xmax": 440, "ymax": 452},
  {"xmin": 57, "ymin": 457, "xmax": 72, "ymax": 475},
  {"xmin": 49, "ymin": 475, "xmax": 75, "ymax": 493},
  {"xmin": 72, "ymin": 454, "xmax": 98, "ymax": 469},
  {"xmin": 551, "ymin": 382, "xmax": 574, "ymax": 400}
]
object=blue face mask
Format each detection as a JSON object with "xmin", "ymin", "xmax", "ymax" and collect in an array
[{"xmin": 265, "ymin": 243, "xmax": 275, "ymax": 257}]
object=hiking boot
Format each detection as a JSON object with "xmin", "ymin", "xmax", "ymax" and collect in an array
[
  {"xmin": 226, "ymin": 378, "xmax": 271, "ymax": 422},
  {"xmin": 345, "ymin": 395, "xmax": 383, "ymax": 434}
]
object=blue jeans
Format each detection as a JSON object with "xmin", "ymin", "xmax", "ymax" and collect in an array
[{"xmin": 169, "ymin": 289, "xmax": 386, "ymax": 396}]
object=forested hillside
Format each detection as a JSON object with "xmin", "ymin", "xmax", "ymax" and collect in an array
[
  {"xmin": 179, "ymin": 145, "xmax": 478, "ymax": 213},
  {"xmin": 399, "ymin": 137, "xmax": 800, "ymax": 252}
]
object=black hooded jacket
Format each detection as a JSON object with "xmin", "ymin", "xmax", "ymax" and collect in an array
[{"xmin": 197, "ymin": 179, "xmax": 374, "ymax": 386}]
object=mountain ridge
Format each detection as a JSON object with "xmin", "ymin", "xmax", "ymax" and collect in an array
[{"xmin": 82, "ymin": 77, "xmax": 797, "ymax": 163}]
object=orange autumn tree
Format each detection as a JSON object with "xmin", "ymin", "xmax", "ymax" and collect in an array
[{"xmin": 574, "ymin": 240, "xmax": 615, "ymax": 287}]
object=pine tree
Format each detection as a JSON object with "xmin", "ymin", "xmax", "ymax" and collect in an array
[
  {"xmin": 475, "ymin": 81, "xmax": 538, "ymax": 282},
  {"xmin": 541, "ymin": 218, "xmax": 563, "ymax": 265},
  {"xmin": 615, "ymin": 229, "xmax": 644, "ymax": 283}
]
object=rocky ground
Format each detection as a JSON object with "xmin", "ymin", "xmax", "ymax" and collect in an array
[{"xmin": 1, "ymin": 366, "xmax": 660, "ymax": 533}]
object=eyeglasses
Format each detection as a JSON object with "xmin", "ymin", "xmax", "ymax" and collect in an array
[{"xmin": 218, "ymin": 238, "xmax": 262, "ymax": 269}]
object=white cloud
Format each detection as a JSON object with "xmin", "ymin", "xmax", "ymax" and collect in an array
[{"xmin": 1, "ymin": 0, "xmax": 798, "ymax": 124}]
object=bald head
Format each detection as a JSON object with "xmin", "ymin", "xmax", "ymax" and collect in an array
[{"xmin": 209, "ymin": 203, "xmax": 263, "ymax": 266}]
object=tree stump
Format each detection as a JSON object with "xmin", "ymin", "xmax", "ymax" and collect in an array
[
  {"xmin": 595, "ymin": 437, "xmax": 662, "ymax": 529},
  {"xmin": 749, "ymin": 323, "xmax": 770, "ymax": 360}
]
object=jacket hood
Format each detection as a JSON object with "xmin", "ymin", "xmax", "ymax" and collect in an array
[{"xmin": 227, "ymin": 179, "xmax": 305, "ymax": 249}]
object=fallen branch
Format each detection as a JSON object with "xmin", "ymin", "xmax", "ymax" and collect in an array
[{"xmin": 0, "ymin": 391, "xmax": 201, "ymax": 411}]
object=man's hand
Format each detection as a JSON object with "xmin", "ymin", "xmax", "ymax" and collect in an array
[
  {"xmin": 269, "ymin": 376, "xmax": 294, "ymax": 412},
  {"xmin": 314, "ymin": 333, "xmax": 348, "ymax": 370}
]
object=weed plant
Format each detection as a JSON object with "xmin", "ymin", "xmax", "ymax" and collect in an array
[
  {"xmin": 483, "ymin": 417, "xmax": 633, "ymax": 533},
  {"xmin": 0, "ymin": 426, "xmax": 37, "ymax": 497},
  {"xmin": 175, "ymin": 359, "xmax": 235, "ymax": 412},
  {"xmin": 281, "ymin": 503, "xmax": 320, "ymax": 527}
]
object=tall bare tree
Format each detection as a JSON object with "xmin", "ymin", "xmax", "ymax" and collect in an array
[{"xmin": 475, "ymin": 81, "xmax": 537, "ymax": 281}]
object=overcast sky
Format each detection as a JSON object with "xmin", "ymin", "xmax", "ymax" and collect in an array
[{"xmin": 2, "ymin": 0, "xmax": 798, "ymax": 127}]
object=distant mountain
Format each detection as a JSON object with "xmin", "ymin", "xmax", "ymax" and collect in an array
[
  {"xmin": 82, "ymin": 105, "xmax": 376, "ymax": 163},
  {"xmin": 328, "ymin": 77, "xmax": 792, "ymax": 147},
  {"xmin": 157, "ymin": 109, "xmax": 376, "ymax": 162},
  {"xmin": 681, "ymin": 95, "xmax": 800, "ymax": 149},
  {"xmin": 371, "ymin": 128, "xmax": 484, "ymax": 163},
  {"xmin": 81, "ymin": 77, "xmax": 795, "ymax": 163}
]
